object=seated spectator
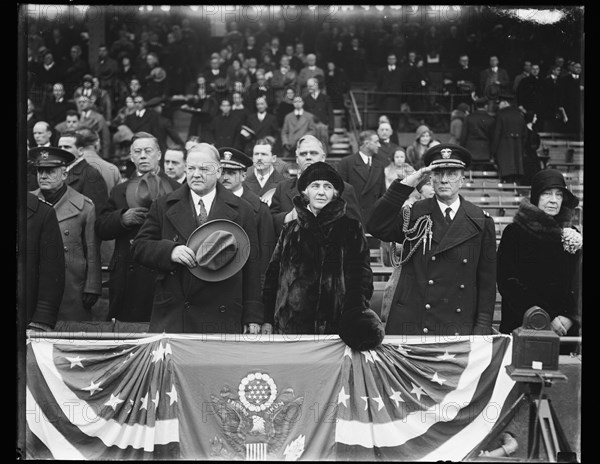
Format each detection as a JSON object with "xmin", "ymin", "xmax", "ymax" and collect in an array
[
  {"xmin": 406, "ymin": 125, "xmax": 435, "ymax": 169},
  {"xmin": 246, "ymin": 68, "xmax": 276, "ymax": 110},
  {"xmin": 123, "ymin": 94, "xmax": 160, "ymax": 140},
  {"xmin": 271, "ymin": 54, "xmax": 298, "ymax": 105},
  {"xmin": 297, "ymin": 54, "xmax": 324, "ymax": 97},
  {"xmin": 226, "ymin": 58, "xmax": 250, "ymax": 89},
  {"xmin": 42, "ymin": 83, "xmax": 76, "ymax": 129},
  {"xmin": 324, "ymin": 61, "xmax": 350, "ymax": 110},
  {"xmin": 384, "ymin": 149, "xmax": 416, "ymax": 189},
  {"xmin": 276, "ymin": 86, "xmax": 296, "ymax": 128},
  {"xmin": 143, "ymin": 52, "xmax": 168, "ymax": 100},
  {"xmin": 91, "ymin": 76, "xmax": 113, "ymax": 122},
  {"xmin": 73, "ymin": 74, "xmax": 103, "ymax": 114}
]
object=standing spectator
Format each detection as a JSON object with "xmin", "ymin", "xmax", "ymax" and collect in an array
[
  {"xmin": 114, "ymin": 53, "xmax": 136, "ymax": 102},
  {"xmin": 516, "ymin": 63, "xmax": 543, "ymax": 130},
  {"xmin": 242, "ymin": 96, "xmax": 279, "ymax": 155},
  {"xmin": 336, "ymin": 130, "xmax": 386, "ymax": 225},
  {"xmin": 261, "ymin": 161, "xmax": 383, "ymax": 350},
  {"xmin": 29, "ymin": 146, "xmax": 102, "ymax": 322},
  {"xmin": 77, "ymin": 95, "xmax": 111, "ymax": 159},
  {"xmin": 162, "ymin": 32, "xmax": 186, "ymax": 95},
  {"xmin": 55, "ymin": 109, "xmax": 81, "ymax": 135},
  {"xmin": 145, "ymin": 96, "xmax": 185, "ymax": 156},
  {"xmin": 37, "ymin": 50, "xmax": 65, "ymax": 101},
  {"xmin": 275, "ymin": 86, "xmax": 296, "ymax": 128},
  {"xmin": 270, "ymin": 135, "xmax": 362, "ymax": 236},
  {"xmin": 246, "ymin": 69, "xmax": 276, "ymax": 111},
  {"xmin": 109, "ymin": 29, "xmax": 135, "ymax": 61},
  {"xmin": 270, "ymin": 54, "xmax": 298, "ymax": 105},
  {"xmin": 280, "ymin": 96, "xmax": 316, "ymax": 158},
  {"xmin": 75, "ymin": 128, "xmax": 122, "ymax": 194},
  {"xmin": 445, "ymin": 54, "xmax": 479, "ymax": 106},
  {"xmin": 95, "ymin": 132, "xmax": 181, "ymax": 323},
  {"xmin": 287, "ymin": 44, "xmax": 304, "ymax": 74},
  {"xmin": 497, "ymin": 169, "xmax": 581, "ymax": 336},
  {"xmin": 73, "ymin": 74, "xmax": 102, "ymax": 114},
  {"xmin": 540, "ymin": 64, "xmax": 565, "ymax": 133},
  {"xmin": 42, "ymin": 83, "xmax": 76, "ymax": 129},
  {"xmin": 226, "ymin": 58, "xmax": 250, "ymax": 90},
  {"xmin": 91, "ymin": 76, "xmax": 113, "ymax": 122},
  {"xmin": 244, "ymin": 138, "xmax": 287, "ymax": 198},
  {"xmin": 205, "ymin": 98, "xmax": 243, "ymax": 150},
  {"xmin": 460, "ymin": 97, "xmax": 496, "ymax": 169},
  {"xmin": 376, "ymin": 122, "xmax": 401, "ymax": 165},
  {"xmin": 559, "ymin": 61, "xmax": 583, "ymax": 136},
  {"xmin": 143, "ymin": 53, "xmax": 169, "ymax": 101},
  {"xmin": 303, "ymin": 77, "xmax": 333, "ymax": 151},
  {"xmin": 131, "ymin": 143, "xmax": 263, "ymax": 334},
  {"xmin": 63, "ymin": 45, "xmax": 89, "ymax": 98},
  {"xmin": 58, "ymin": 130, "xmax": 109, "ymax": 214},
  {"xmin": 512, "ymin": 60, "xmax": 532, "ymax": 93},
  {"xmin": 324, "ymin": 61, "xmax": 350, "ymax": 111},
  {"xmin": 180, "ymin": 74, "xmax": 211, "ymax": 140},
  {"xmin": 297, "ymin": 54, "xmax": 324, "ymax": 97},
  {"xmin": 264, "ymin": 36, "xmax": 283, "ymax": 65},
  {"xmin": 242, "ymin": 35, "xmax": 261, "ymax": 63},
  {"xmin": 375, "ymin": 53, "xmax": 403, "ymax": 130},
  {"xmin": 163, "ymin": 146, "xmax": 187, "ymax": 184},
  {"xmin": 402, "ymin": 53, "xmax": 430, "ymax": 113},
  {"xmin": 521, "ymin": 112, "xmax": 542, "ymax": 186},
  {"xmin": 27, "ymin": 98, "xmax": 42, "ymax": 148},
  {"xmin": 492, "ymin": 93, "xmax": 527, "ymax": 184},
  {"xmin": 367, "ymin": 144, "xmax": 497, "ymax": 336},
  {"xmin": 406, "ymin": 124, "xmax": 435, "ymax": 169},
  {"xmin": 448, "ymin": 103, "xmax": 470, "ymax": 145},
  {"xmin": 25, "ymin": 192, "xmax": 65, "ymax": 331},
  {"xmin": 218, "ymin": 147, "xmax": 276, "ymax": 284},
  {"xmin": 32, "ymin": 121, "xmax": 55, "ymax": 148},
  {"xmin": 479, "ymin": 55, "xmax": 510, "ymax": 102},
  {"xmin": 245, "ymin": 56, "xmax": 260, "ymax": 85},
  {"xmin": 343, "ymin": 37, "xmax": 367, "ymax": 83},
  {"xmin": 91, "ymin": 45, "xmax": 119, "ymax": 100},
  {"xmin": 123, "ymin": 94, "xmax": 160, "ymax": 138}
]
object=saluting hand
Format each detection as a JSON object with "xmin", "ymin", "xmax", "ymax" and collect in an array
[
  {"xmin": 171, "ymin": 245, "xmax": 197, "ymax": 268},
  {"xmin": 400, "ymin": 166, "xmax": 434, "ymax": 188},
  {"xmin": 121, "ymin": 207, "xmax": 149, "ymax": 227}
]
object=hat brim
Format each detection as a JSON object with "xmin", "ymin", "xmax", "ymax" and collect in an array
[
  {"xmin": 125, "ymin": 178, "xmax": 144, "ymax": 208},
  {"xmin": 428, "ymin": 160, "xmax": 467, "ymax": 170},
  {"xmin": 186, "ymin": 219, "xmax": 250, "ymax": 282},
  {"xmin": 125, "ymin": 175, "xmax": 173, "ymax": 208}
]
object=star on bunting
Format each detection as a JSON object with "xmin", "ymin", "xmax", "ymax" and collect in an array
[
  {"xmin": 431, "ymin": 372, "xmax": 447, "ymax": 385},
  {"xmin": 372, "ymin": 396, "xmax": 385, "ymax": 411},
  {"xmin": 389, "ymin": 390, "xmax": 404, "ymax": 407},
  {"xmin": 152, "ymin": 343, "xmax": 166, "ymax": 363},
  {"xmin": 140, "ymin": 393, "xmax": 149, "ymax": 410},
  {"xmin": 361, "ymin": 396, "xmax": 370, "ymax": 411},
  {"xmin": 337, "ymin": 386, "xmax": 350, "ymax": 407},
  {"xmin": 343, "ymin": 345, "xmax": 353, "ymax": 358},
  {"xmin": 105, "ymin": 393, "xmax": 124, "ymax": 410},
  {"xmin": 362, "ymin": 350, "xmax": 374, "ymax": 363},
  {"xmin": 436, "ymin": 350, "xmax": 456, "ymax": 361},
  {"xmin": 81, "ymin": 380, "xmax": 103, "ymax": 396},
  {"xmin": 66, "ymin": 355, "xmax": 84, "ymax": 368},
  {"xmin": 152, "ymin": 391, "xmax": 160, "ymax": 409},
  {"xmin": 410, "ymin": 382, "xmax": 426, "ymax": 401},
  {"xmin": 167, "ymin": 384, "xmax": 178, "ymax": 405}
]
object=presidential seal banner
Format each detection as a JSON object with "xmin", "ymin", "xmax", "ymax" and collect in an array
[{"xmin": 25, "ymin": 333, "xmax": 515, "ymax": 460}]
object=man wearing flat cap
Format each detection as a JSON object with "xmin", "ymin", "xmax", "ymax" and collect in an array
[
  {"xmin": 367, "ymin": 143, "xmax": 497, "ymax": 336},
  {"xmin": 131, "ymin": 142, "xmax": 264, "ymax": 334},
  {"xmin": 217, "ymin": 147, "xmax": 276, "ymax": 286},
  {"xmin": 29, "ymin": 146, "xmax": 102, "ymax": 322}
]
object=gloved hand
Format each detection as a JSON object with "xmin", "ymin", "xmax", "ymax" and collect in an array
[
  {"xmin": 261, "ymin": 323, "xmax": 273, "ymax": 335},
  {"xmin": 120, "ymin": 207, "xmax": 149, "ymax": 227},
  {"xmin": 551, "ymin": 315, "xmax": 573, "ymax": 336},
  {"xmin": 82, "ymin": 292, "xmax": 100, "ymax": 310}
]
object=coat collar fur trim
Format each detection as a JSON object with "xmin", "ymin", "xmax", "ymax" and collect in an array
[{"xmin": 513, "ymin": 197, "xmax": 574, "ymax": 242}]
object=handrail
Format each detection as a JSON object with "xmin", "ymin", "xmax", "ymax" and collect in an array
[{"xmin": 348, "ymin": 90, "xmax": 362, "ymax": 129}]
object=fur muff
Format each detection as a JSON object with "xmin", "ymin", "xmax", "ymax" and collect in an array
[
  {"xmin": 338, "ymin": 307, "xmax": 385, "ymax": 351},
  {"xmin": 262, "ymin": 195, "xmax": 375, "ymax": 339}
]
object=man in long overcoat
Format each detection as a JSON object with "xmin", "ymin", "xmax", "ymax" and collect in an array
[
  {"xmin": 367, "ymin": 143, "xmax": 497, "ymax": 336},
  {"xmin": 95, "ymin": 132, "xmax": 181, "ymax": 322},
  {"xmin": 459, "ymin": 97, "xmax": 496, "ymax": 167},
  {"xmin": 131, "ymin": 143, "xmax": 264, "ymax": 334},
  {"xmin": 491, "ymin": 94, "xmax": 527, "ymax": 184}
]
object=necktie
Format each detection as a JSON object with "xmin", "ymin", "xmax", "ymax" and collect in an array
[
  {"xmin": 445, "ymin": 207, "xmax": 453, "ymax": 224},
  {"xmin": 197, "ymin": 198, "xmax": 208, "ymax": 225},
  {"xmin": 296, "ymin": 114, "xmax": 300, "ymax": 120}
]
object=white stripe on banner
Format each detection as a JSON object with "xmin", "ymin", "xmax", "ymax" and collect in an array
[
  {"xmin": 420, "ymin": 335, "xmax": 515, "ymax": 461},
  {"xmin": 26, "ymin": 386, "xmax": 86, "ymax": 460},
  {"xmin": 334, "ymin": 336, "xmax": 514, "ymax": 448},
  {"xmin": 30, "ymin": 339, "xmax": 179, "ymax": 452}
]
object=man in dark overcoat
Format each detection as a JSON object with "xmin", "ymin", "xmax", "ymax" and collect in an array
[
  {"xmin": 336, "ymin": 130, "xmax": 387, "ymax": 226},
  {"xmin": 459, "ymin": 97, "xmax": 496, "ymax": 168},
  {"xmin": 243, "ymin": 139, "xmax": 287, "ymax": 198},
  {"xmin": 367, "ymin": 143, "xmax": 497, "ymax": 336},
  {"xmin": 491, "ymin": 94, "xmax": 527, "ymax": 184},
  {"xmin": 131, "ymin": 143, "xmax": 264, "ymax": 334},
  {"xmin": 95, "ymin": 132, "xmax": 181, "ymax": 323},
  {"xmin": 270, "ymin": 135, "xmax": 362, "ymax": 236}
]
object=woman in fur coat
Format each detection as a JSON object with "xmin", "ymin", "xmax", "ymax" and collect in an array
[
  {"xmin": 262, "ymin": 161, "xmax": 384, "ymax": 350},
  {"xmin": 497, "ymin": 169, "xmax": 582, "ymax": 336}
]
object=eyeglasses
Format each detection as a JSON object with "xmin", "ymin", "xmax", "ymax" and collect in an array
[{"xmin": 431, "ymin": 170, "xmax": 463, "ymax": 182}]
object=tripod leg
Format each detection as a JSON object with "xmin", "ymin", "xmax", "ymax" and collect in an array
[{"xmin": 536, "ymin": 399, "xmax": 559, "ymax": 461}]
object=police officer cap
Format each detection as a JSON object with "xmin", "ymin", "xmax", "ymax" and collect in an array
[
  {"xmin": 218, "ymin": 147, "xmax": 253, "ymax": 170},
  {"xmin": 423, "ymin": 143, "xmax": 471, "ymax": 170},
  {"xmin": 28, "ymin": 146, "xmax": 75, "ymax": 168}
]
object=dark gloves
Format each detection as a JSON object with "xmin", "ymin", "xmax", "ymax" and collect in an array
[
  {"xmin": 82, "ymin": 292, "xmax": 100, "ymax": 310},
  {"xmin": 338, "ymin": 307, "xmax": 385, "ymax": 351},
  {"xmin": 120, "ymin": 207, "xmax": 149, "ymax": 227}
]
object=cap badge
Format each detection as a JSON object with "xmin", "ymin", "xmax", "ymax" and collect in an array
[
  {"xmin": 41, "ymin": 151, "xmax": 49, "ymax": 160},
  {"xmin": 441, "ymin": 148, "xmax": 452, "ymax": 159},
  {"xmin": 224, "ymin": 151, "xmax": 232, "ymax": 160}
]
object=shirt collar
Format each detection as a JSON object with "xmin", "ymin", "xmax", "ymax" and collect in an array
[
  {"xmin": 190, "ymin": 186, "xmax": 217, "ymax": 215},
  {"xmin": 358, "ymin": 151, "xmax": 371, "ymax": 165},
  {"xmin": 232, "ymin": 187, "xmax": 243, "ymax": 197},
  {"xmin": 294, "ymin": 110, "xmax": 303, "ymax": 116},
  {"xmin": 437, "ymin": 197, "xmax": 461, "ymax": 216}
]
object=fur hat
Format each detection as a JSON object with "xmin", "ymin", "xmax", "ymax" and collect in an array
[
  {"xmin": 530, "ymin": 169, "xmax": 579, "ymax": 210},
  {"xmin": 414, "ymin": 124, "xmax": 433, "ymax": 142},
  {"xmin": 338, "ymin": 307, "xmax": 385, "ymax": 351},
  {"xmin": 297, "ymin": 161, "xmax": 344, "ymax": 194}
]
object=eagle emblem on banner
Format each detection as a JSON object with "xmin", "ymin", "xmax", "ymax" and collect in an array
[{"xmin": 208, "ymin": 372, "xmax": 305, "ymax": 461}]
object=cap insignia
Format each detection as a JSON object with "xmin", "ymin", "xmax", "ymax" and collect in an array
[
  {"xmin": 224, "ymin": 151, "xmax": 232, "ymax": 160},
  {"xmin": 41, "ymin": 151, "xmax": 49, "ymax": 160},
  {"xmin": 441, "ymin": 148, "xmax": 452, "ymax": 159}
]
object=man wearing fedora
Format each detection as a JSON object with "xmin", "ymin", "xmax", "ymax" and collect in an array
[
  {"xmin": 95, "ymin": 132, "xmax": 181, "ymax": 323},
  {"xmin": 217, "ymin": 147, "xmax": 276, "ymax": 285},
  {"xmin": 270, "ymin": 135, "xmax": 362, "ymax": 237},
  {"xmin": 132, "ymin": 142, "xmax": 264, "ymax": 334},
  {"xmin": 367, "ymin": 143, "xmax": 497, "ymax": 336},
  {"xmin": 29, "ymin": 146, "xmax": 102, "ymax": 323}
]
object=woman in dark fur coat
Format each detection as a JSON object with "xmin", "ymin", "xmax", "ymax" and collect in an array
[
  {"xmin": 262, "ymin": 161, "xmax": 384, "ymax": 350},
  {"xmin": 497, "ymin": 169, "xmax": 582, "ymax": 336}
]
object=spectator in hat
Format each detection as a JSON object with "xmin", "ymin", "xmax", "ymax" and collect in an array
[
  {"xmin": 497, "ymin": 169, "xmax": 581, "ymax": 337},
  {"xmin": 29, "ymin": 146, "xmax": 102, "ymax": 322},
  {"xmin": 91, "ymin": 44, "xmax": 118, "ymax": 99},
  {"xmin": 367, "ymin": 143, "xmax": 497, "ymax": 336},
  {"xmin": 459, "ymin": 97, "xmax": 495, "ymax": 169},
  {"xmin": 218, "ymin": 147, "xmax": 276, "ymax": 285},
  {"xmin": 244, "ymin": 137, "xmax": 288, "ymax": 196},
  {"xmin": 95, "ymin": 132, "xmax": 181, "ymax": 323},
  {"xmin": 131, "ymin": 142, "xmax": 264, "ymax": 334},
  {"xmin": 262, "ymin": 161, "xmax": 384, "ymax": 351},
  {"xmin": 406, "ymin": 124, "xmax": 435, "ymax": 169},
  {"xmin": 270, "ymin": 135, "xmax": 362, "ymax": 237},
  {"xmin": 491, "ymin": 92, "xmax": 527, "ymax": 184},
  {"xmin": 25, "ymin": 191, "xmax": 65, "ymax": 332}
]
